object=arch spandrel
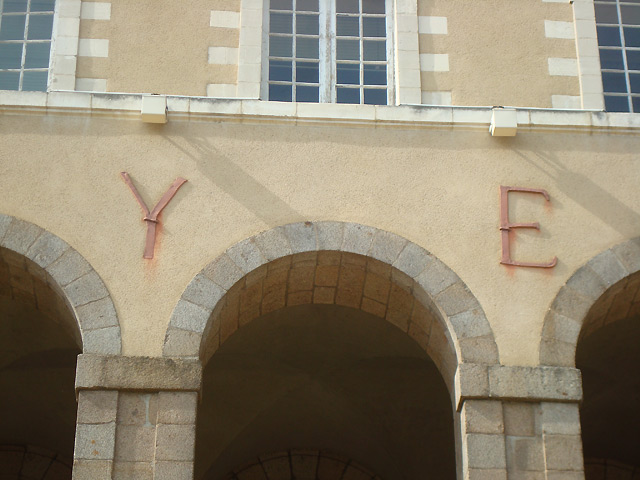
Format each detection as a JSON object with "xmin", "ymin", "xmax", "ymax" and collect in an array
[
  {"xmin": 163, "ymin": 221, "xmax": 499, "ymax": 391},
  {"xmin": 540, "ymin": 237, "xmax": 640, "ymax": 367},
  {"xmin": 0, "ymin": 213, "xmax": 122, "ymax": 355}
]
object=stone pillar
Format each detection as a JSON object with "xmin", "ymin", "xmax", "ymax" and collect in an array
[
  {"xmin": 456, "ymin": 364, "xmax": 585, "ymax": 480},
  {"xmin": 72, "ymin": 355, "xmax": 202, "ymax": 480}
]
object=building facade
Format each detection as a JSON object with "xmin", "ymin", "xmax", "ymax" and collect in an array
[{"xmin": 0, "ymin": 0, "xmax": 639, "ymax": 479}]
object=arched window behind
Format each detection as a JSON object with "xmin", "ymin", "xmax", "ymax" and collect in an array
[{"xmin": 0, "ymin": 0, "xmax": 55, "ymax": 91}]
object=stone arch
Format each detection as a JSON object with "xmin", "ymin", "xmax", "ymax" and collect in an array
[
  {"xmin": 540, "ymin": 237, "xmax": 640, "ymax": 367},
  {"xmin": 163, "ymin": 221, "xmax": 498, "ymax": 389},
  {"xmin": 0, "ymin": 214, "xmax": 121, "ymax": 354}
]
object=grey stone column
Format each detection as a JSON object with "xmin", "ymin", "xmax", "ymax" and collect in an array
[
  {"xmin": 73, "ymin": 355, "xmax": 202, "ymax": 480},
  {"xmin": 456, "ymin": 364, "xmax": 585, "ymax": 480}
]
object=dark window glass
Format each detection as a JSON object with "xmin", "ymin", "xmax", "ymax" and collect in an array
[
  {"xmin": 337, "ymin": 39, "xmax": 359, "ymax": 60},
  {"xmin": 296, "ymin": 85, "xmax": 319, "ymax": 102},
  {"xmin": 269, "ymin": 83, "xmax": 292, "ymax": 101},
  {"xmin": 630, "ymin": 73, "xmax": 640, "ymax": 92},
  {"xmin": 296, "ymin": 61, "xmax": 319, "ymax": 83},
  {"xmin": 337, "ymin": 16, "xmax": 359, "ymax": 36},
  {"xmin": 624, "ymin": 26, "xmax": 640, "ymax": 46},
  {"xmin": 297, "ymin": 14, "xmax": 318, "ymax": 35},
  {"xmin": 363, "ymin": 64, "xmax": 386, "ymax": 85},
  {"xmin": 3, "ymin": 0, "xmax": 27, "ymax": 13},
  {"xmin": 337, "ymin": 0, "xmax": 359, "ymax": 14},
  {"xmin": 362, "ymin": 0, "xmax": 385, "ymax": 14},
  {"xmin": 24, "ymin": 42, "xmax": 50, "ymax": 68},
  {"xmin": 271, "ymin": 0, "xmax": 292, "ymax": 10},
  {"xmin": 270, "ymin": 36, "xmax": 292, "ymax": 57},
  {"xmin": 296, "ymin": 36, "xmax": 318, "ymax": 58},
  {"xmin": 632, "ymin": 96, "xmax": 640, "ymax": 112},
  {"xmin": 364, "ymin": 88, "xmax": 386, "ymax": 105},
  {"xmin": 27, "ymin": 14, "xmax": 54, "ymax": 40},
  {"xmin": 337, "ymin": 87, "xmax": 359, "ymax": 103},
  {"xmin": 0, "ymin": 43, "xmax": 23, "ymax": 69},
  {"xmin": 621, "ymin": 5, "xmax": 640, "ymax": 25},
  {"xmin": 337, "ymin": 63, "xmax": 359, "ymax": 84},
  {"xmin": 0, "ymin": 71, "xmax": 19, "ymax": 90},
  {"xmin": 31, "ymin": 0, "xmax": 56, "ymax": 12},
  {"xmin": 297, "ymin": 0, "xmax": 318, "ymax": 12},
  {"xmin": 604, "ymin": 95, "xmax": 630, "ymax": 111},
  {"xmin": 600, "ymin": 48, "xmax": 624, "ymax": 69},
  {"xmin": 0, "ymin": 14, "xmax": 26, "ymax": 40},
  {"xmin": 597, "ymin": 26, "xmax": 622, "ymax": 46},
  {"xmin": 602, "ymin": 71, "xmax": 628, "ymax": 92},
  {"xmin": 269, "ymin": 60, "xmax": 292, "ymax": 81},
  {"xmin": 595, "ymin": 4, "xmax": 619, "ymax": 23},
  {"xmin": 271, "ymin": 13, "xmax": 292, "ymax": 33},
  {"xmin": 627, "ymin": 50, "xmax": 640, "ymax": 70},
  {"xmin": 22, "ymin": 70, "xmax": 47, "ymax": 91},
  {"xmin": 363, "ymin": 40, "xmax": 385, "ymax": 61},
  {"xmin": 363, "ymin": 17, "xmax": 385, "ymax": 37}
]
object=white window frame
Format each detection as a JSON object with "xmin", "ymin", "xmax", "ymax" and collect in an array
[{"xmin": 259, "ymin": 0, "xmax": 396, "ymax": 105}]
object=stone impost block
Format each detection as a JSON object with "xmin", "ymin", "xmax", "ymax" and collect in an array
[
  {"xmin": 75, "ymin": 355, "xmax": 202, "ymax": 394},
  {"xmin": 488, "ymin": 366, "xmax": 582, "ymax": 403},
  {"xmin": 455, "ymin": 363, "xmax": 490, "ymax": 410}
]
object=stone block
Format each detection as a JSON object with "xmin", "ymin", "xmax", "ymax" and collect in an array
[
  {"xmin": 459, "ymin": 336, "xmax": 499, "ymax": 365},
  {"xmin": 163, "ymin": 327, "xmax": 201, "ymax": 357},
  {"xmin": 415, "ymin": 256, "xmax": 458, "ymax": 296},
  {"xmin": 565, "ymin": 266, "xmax": 607, "ymax": 300},
  {"xmin": 455, "ymin": 364, "xmax": 490, "ymax": 406},
  {"xmin": 112, "ymin": 461, "xmax": 153, "ymax": 480},
  {"xmin": 114, "ymin": 424, "xmax": 156, "ymax": 461},
  {"xmin": 76, "ymin": 354, "xmax": 202, "ymax": 392},
  {"xmin": 226, "ymin": 238, "xmax": 266, "ymax": 274},
  {"xmin": 392, "ymin": 242, "xmax": 430, "ymax": 278},
  {"xmin": 436, "ymin": 282, "xmax": 480, "ymax": 317},
  {"xmin": 462, "ymin": 400, "xmax": 504, "ymax": 434},
  {"xmin": 464, "ymin": 433, "xmax": 506, "ymax": 469},
  {"xmin": 77, "ymin": 390, "xmax": 118, "ymax": 424},
  {"xmin": 315, "ymin": 222, "xmax": 344, "ymax": 250},
  {"xmin": 315, "ymin": 265, "xmax": 340, "ymax": 287},
  {"xmin": 313, "ymin": 286, "xmax": 336, "ymax": 304},
  {"xmin": 503, "ymin": 402, "xmax": 538, "ymax": 437},
  {"xmin": 75, "ymin": 297, "xmax": 118, "ymax": 331},
  {"xmin": 254, "ymin": 227, "xmax": 291, "ymax": 261},
  {"xmin": 45, "ymin": 248, "xmax": 93, "ymax": 287},
  {"xmin": 82, "ymin": 326, "xmax": 122, "ymax": 355},
  {"xmin": 612, "ymin": 239, "xmax": 640, "ymax": 274},
  {"xmin": 466, "ymin": 469, "xmax": 507, "ymax": 480},
  {"xmin": 202, "ymin": 253, "xmax": 245, "ymax": 290},
  {"xmin": 155, "ymin": 424, "xmax": 196, "ymax": 461},
  {"xmin": 74, "ymin": 423, "xmax": 116, "ymax": 460},
  {"xmin": 539, "ymin": 338, "xmax": 575, "ymax": 367},
  {"xmin": 182, "ymin": 273, "xmax": 225, "ymax": 311},
  {"xmin": 587, "ymin": 249, "xmax": 629, "ymax": 288},
  {"xmin": 543, "ymin": 435, "xmax": 583, "ymax": 471},
  {"xmin": 284, "ymin": 222, "xmax": 317, "ymax": 253},
  {"xmin": 117, "ymin": 393, "xmax": 157, "ymax": 426},
  {"xmin": 369, "ymin": 230, "xmax": 407, "ymax": 264},
  {"xmin": 154, "ymin": 461, "xmax": 195, "ymax": 480},
  {"xmin": 0, "ymin": 214, "xmax": 12, "ymax": 241},
  {"xmin": 64, "ymin": 270, "xmax": 109, "ymax": 307},
  {"xmin": 540, "ymin": 402, "xmax": 581, "ymax": 435},
  {"xmin": 1, "ymin": 218, "xmax": 42, "ymax": 255},
  {"xmin": 157, "ymin": 391, "xmax": 198, "ymax": 424},
  {"xmin": 488, "ymin": 366, "xmax": 582, "ymax": 402},
  {"xmin": 449, "ymin": 309, "xmax": 492, "ymax": 339},
  {"xmin": 550, "ymin": 286, "xmax": 592, "ymax": 322},
  {"xmin": 541, "ymin": 311, "xmax": 581, "ymax": 345},
  {"xmin": 341, "ymin": 223, "xmax": 376, "ymax": 255},
  {"xmin": 72, "ymin": 459, "xmax": 113, "ymax": 480},
  {"xmin": 545, "ymin": 472, "xmax": 585, "ymax": 480},
  {"xmin": 25, "ymin": 231, "xmax": 69, "ymax": 269},
  {"xmin": 506, "ymin": 436, "xmax": 544, "ymax": 472},
  {"xmin": 170, "ymin": 299, "xmax": 212, "ymax": 333}
]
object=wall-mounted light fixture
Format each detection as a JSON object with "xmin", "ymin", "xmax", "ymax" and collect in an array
[{"xmin": 490, "ymin": 107, "xmax": 517, "ymax": 136}]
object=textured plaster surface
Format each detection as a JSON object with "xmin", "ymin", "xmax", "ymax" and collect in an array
[{"xmin": 0, "ymin": 113, "xmax": 639, "ymax": 363}]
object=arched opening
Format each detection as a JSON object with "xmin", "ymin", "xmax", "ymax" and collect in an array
[
  {"xmin": 194, "ymin": 251, "xmax": 458, "ymax": 480},
  {"xmin": 577, "ymin": 272, "xmax": 640, "ymax": 479},
  {"xmin": 0, "ymin": 246, "xmax": 81, "ymax": 478}
]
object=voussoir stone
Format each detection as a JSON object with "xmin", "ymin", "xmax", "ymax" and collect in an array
[
  {"xmin": 170, "ymin": 299, "xmax": 211, "ymax": 333},
  {"xmin": 226, "ymin": 238, "xmax": 266, "ymax": 273},
  {"xmin": 284, "ymin": 222, "xmax": 317, "ymax": 253},
  {"xmin": 2, "ymin": 218, "xmax": 42, "ymax": 255},
  {"xmin": 163, "ymin": 327, "xmax": 201, "ymax": 358},
  {"xmin": 612, "ymin": 238, "xmax": 640, "ymax": 274},
  {"xmin": 341, "ymin": 223, "xmax": 376, "ymax": 255},
  {"xmin": 587, "ymin": 249, "xmax": 629, "ymax": 288},
  {"xmin": 392, "ymin": 241, "xmax": 431, "ymax": 278},
  {"xmin": 64, "ymin": 270, "xmax": 109, "ymax": 307},
  {"xmin": 315, "ymin": 221, "xmax": 344, "ymax": 250},
  {"xmin": 181, "ymin": 274, "xmax": 225, "ymax": 312},
  {"xmin": 46, "ymin": 247, "xmax": 93, "ymax": 287},
  {"xmin": 202, "ymin": 253, "xmax": 244, "ymax": 290},
  {"xmin": 82, "ymin": 326, "xmax": 122, "ymax": 355},
  {"xmin": 369, "ymin": 230, "xmax": 407, "ymax": 265},
  {"xmin": 253, "ymin": 226, "xmax": 291, "ymax": 261}
]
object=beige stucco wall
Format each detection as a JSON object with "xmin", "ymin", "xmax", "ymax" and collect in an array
[
  {"xmin": 418, "ymin": 0, "xmax": 579, "ymax": 107},
  {"xmin": 1, "ymin": 111, "xmax": 638, "ymax": 365}
]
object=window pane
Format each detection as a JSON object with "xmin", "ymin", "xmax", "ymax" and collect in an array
[
  {"xmin": 296, "ymin": 61, "xmax": 318, "ymax": 83},
  {"xmin": 3, "ymin": 0, "xmax": 27, "ymax": 13},
  {"xmin": 597, "ymin": 26, "xmax": 622, "ymax": 46},
  {"xmin": 363, "ymin": 40, "xmax": 385, "ymax": 60},
  {"xmin": 363, "ymin": 64, "xmax": 386, "ymax": 85},
  {"xmin": 337, "ymin": 39, "xmax": 359, "ymax": 60},
  {"xmin": 337, "ymin": 63, "xmax": 359, "ymax": 84},
  {"xmin": 296, "ymin": 14, "xmax": 318, "ymax": 35},
  {"xmin": 0, "ymin": 71, "xmax": 20, "ymax": 90},
  {"xmin": 269, "ymin": 60, "xmax": 292, "ymax": 81},
  {"xmin": 604, "ymin": 95, "xmax": 630, "ymax": 112},
  {"xmin": 362, "ymin": 0, "xmax": 385, "ymax": 14},
  {"xmin": 627, "ymin": 50, "xmax": 640, "ymax": 70},
  {"xmin": 630, "ymin": 73, "xmax": 640, "ymax": 93},
  {"xmin": 296, "ymin": 0, "xmax": 318, "ymax": 12},
  {"xmin": 633, "ymin": 96, "xmax": 640, "ymax": 112},
  {"xmin": 0, "ymin": 15, "xmax": 26, "ymax": 40},
  {"xmin": 624, "ymin": 27, "xmax": 640, "ymax": 46},
  {"xmin": 22, "ymin": 70, "xmax": 47, "ymax": 91},
  {"xmin": 363, "ymin": 17, "xmax": 385, "ymax": 37},
  {"xmin": 621, "ymin": 5, "xmax": 640, "ymax": 25},
  {"xmin": 600, "ymin": 48, "xmax": 624, "ymax": 69},
  {"xmin": 269, "ymin": 83, "xmax": 292, "ymax": 101},
  {"xmin": 270, "ymin": 36, "xmax": 292, "ymax": 57},
  {"xmin": 602, "ymin": 71, "xmax": 628, "ymax": 92},
  {"xmin": 271, "ymin": 0, "xmax": 292, "ymax": 11},
  {"xmin": 337, "ymin": 0, "xmax": 359, "ymax": 14},
  {"xmin": 337, "ymin": 16, "xmax": 359, "ymax": 36},
  {"xmin": 296, "ymin": 36, "xmax": 318, "ymax": 58},
  {"xmin": 27, "ymin": 14, "xmax": 54, "ymax": 40},
  {"xmin": 595, "ymin": 4, "xmax": 619, "ymax": 23},
  {"xmin": 0, "ymin": 43, "xmax": 23, "ymax": 68},
  {"xmin": 271, "ymin": 13, "xmax": 292, "ymax": 33},
  {"xmin": 337, "ymin": 87, "xmax": 360, "ymax": 103},
  {"xmin": 24, "ymin": 42, "xmax": 50, "ymax": 68},
  {"xmin": 296, "ymin": 85, "xmax": 318, "ymax": 102},
  {"xmin": 364, "ymin": 88, "xmax": 386, "ymax": 105},
  {"xmin": 31, "ymin": 0, "xmax": 56, "ymax": 12}
]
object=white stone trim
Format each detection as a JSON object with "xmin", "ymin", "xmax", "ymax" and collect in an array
[
  {"xmin": 420, "ymin": 53, "xmax": 449, "ymax": 72},
  {"xmin": 80, "ymin": 2, "xmax": 111, "ymax": 20},
  {"xmin": 548, "ymin": 57, "xmax": 578, "ymax": 76},
  {"xmin": 393, "ymin": 0, "xmax": 421, "ymax": 104},
  {"xmin": 551, "ymin": 95, "xmax": 581, "ymax": 109},
  {"xmin": 49, "ymin": 0, "xmax": 82, "ymax": 91},
  {"xmin": 210, "ymin": 10, "xmax": 240, "ymax": 28},
  {"xmin": 75, "ymin": 77, "xmax": 107, "ymax": 92},
  {"xmin": 78, "ymin": 38, "xmax": 110, "ymax": 58},
  {"xmin": 207, "ymin": 83, "xmax": 238, "ymax": 98},
  {"xmin": 544, "ymin": 20, "xmax": 574, "ymax": 39},
  {"xmin": 207, "ymin": 47, "xmax": 239, "ymax": 65},
  {"xmin": 418, "ymin": 16, "xmax": 448, "ymax": 35},
  {"xmin": 422, "ymin": 91, "xmax": 452, "ymax": 106},
  {"xmin": 572, "ymin": 0, "xmax": 604, "ymax": 110},
  {"xmin": 236, "ymin": 0, "xmax": 262, "ymax": 98}
]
